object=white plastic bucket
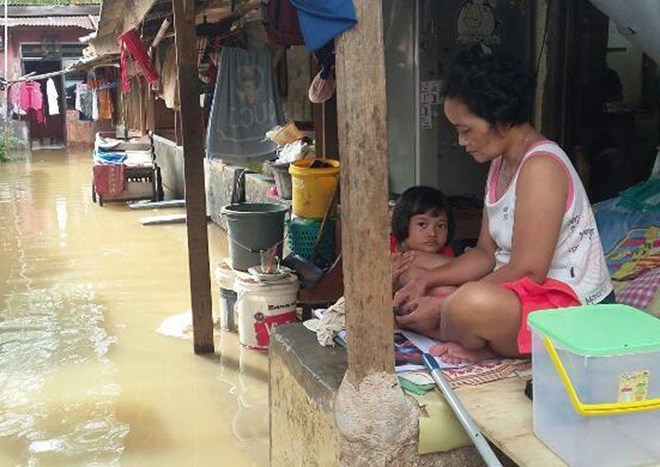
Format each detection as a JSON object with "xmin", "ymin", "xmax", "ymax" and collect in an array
[
  {"xmin": 234, "ymin": 274, "xmax": 299, "ymax": 350},
  {"xmin": 215, "ymin": 261, "xmax": 238, "ymax": 332}
]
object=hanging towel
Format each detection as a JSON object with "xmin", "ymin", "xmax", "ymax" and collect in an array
[
  {"xmin": 18, "ymin": 82, "xmax": 44, "ymax": 124},
  {"xmin": 93, "ymin": 164, "xmax": 126, "ymax": 197},
  {"xmin": 75, "ymin": 83, "xmax": 84, "ymax": 112},
  {"xmin": 119, "ymin": 28, "xmax": 159, "ymax": 93},
  {"xmin": 206, "ymin": 47, "xmax": 285, "ymax": 163},
  {"xmin": 46, "ymin": 78, "xmax": 60, "ymax": 116},
  {"xmin": 77, "ymin": 84, "xmax": 93, "ymax": 120},
  {"xmin": 289, "ymin": 0, "xmax": 357, "ymax": 51},
  {"xmin": 97, "ymin": 86, "xmax": 114, "ymax": 120},
  {"xmin": 92, "ymin": 88, "xmax": 99, "ymax": 120},
  {"xmin": 159, "ymin": 44, "xmax": 180, "ymax": 110}
]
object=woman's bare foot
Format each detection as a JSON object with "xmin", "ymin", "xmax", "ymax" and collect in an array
[{"xmin": 428, "ymin": 341, "xmax": 495, "ymax": 365}]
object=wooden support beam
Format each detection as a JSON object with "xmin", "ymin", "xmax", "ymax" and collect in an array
[
  {"xmin": 138, "ymin": 76, "xmax": 146, "ymax": 135},
  {"xmin": 90, "ymin": 33, "xmax": 121, "ymax": 55},
  {"xmin": 151, "ymin": 16, "xmax": 172, "ymax": 49},
  {"xmin": 121, "ymin": 0, "xmax": 160, "ymax": 35},
  {"xmin": 145, "ymin": 84, "xmax": 156, "ymax": 132},
  {"xmin": 335, "ymin": 0, "xmax": 394, "ymax": 383},
  {"xmin": 172, "ymin": 0, "xmax": 214, "ymax": 354},
  {"xmin": 313, "ymin": 96, "xmax": 339, "ymax": 158}
]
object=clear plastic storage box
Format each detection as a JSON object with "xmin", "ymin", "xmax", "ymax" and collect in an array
[{"xmin": 529, "ymin": 305, "xmax": 660, "ymax": 467}]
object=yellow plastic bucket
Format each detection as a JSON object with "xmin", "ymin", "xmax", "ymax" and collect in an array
[{"xmin": 289, "ymin": 159, "xmax": 340, "ymax": 219}]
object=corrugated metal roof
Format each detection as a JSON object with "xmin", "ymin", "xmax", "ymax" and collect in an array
[
  {"xmin": 0, "ymin": 15, "xmax": 98, "ymax": 29},
  {"xmin": 8, "ymin": 0, "xmax": 100, "ymax": 5}
]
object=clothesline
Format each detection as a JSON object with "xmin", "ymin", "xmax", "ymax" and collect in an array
[
  {"xmin": 76, "ymin": 81, "xmax": 118, "ymax": 92},
  {"xmin": 1, "ymin": 66, "xmax": 78, "ymax": 87},
  {"xmin": 0, "ymin": 54, "xmax": 119, "ymax": 87}
]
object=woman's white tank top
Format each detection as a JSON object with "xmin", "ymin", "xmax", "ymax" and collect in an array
[{"xmin": 485, "ymin": 140, "xmax": 612, "ymax": 304}]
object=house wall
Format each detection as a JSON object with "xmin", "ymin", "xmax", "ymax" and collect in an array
[
  {"xmin": 66, "ymin": 110, "xmax": 114, "ymax": 147},
  {"xmin": 153, "ymin": 134, "xmax": 185, "ymax": 200},
  {"xmin": 1, "ymin": 28, "xmax": 88, "ymax": 80},
  {"xmin": 1, "ymin": 27, "xmax": 111, "ymax": 147}
]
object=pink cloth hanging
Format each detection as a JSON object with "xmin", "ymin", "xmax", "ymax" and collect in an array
[
  {"xmin": 13, "ymin": 82, "xmax": 44, "ymax": 124},
  {"xmin": 119, "ymin": 28, "xmax": 159, "ymax": 93}
]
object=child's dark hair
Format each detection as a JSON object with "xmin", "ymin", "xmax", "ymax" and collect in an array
[
  {"xmin": 442, "ymin": 48, "xmax": 534, "ymax": 126},
  {"xmin": 392, "ymin": 186, "xmax": 454, "ymax": 245}
]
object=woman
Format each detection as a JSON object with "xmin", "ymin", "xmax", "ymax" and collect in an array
[{"xmin": 393, "ymin": 50, "xmax": 614, "ymax": 364}]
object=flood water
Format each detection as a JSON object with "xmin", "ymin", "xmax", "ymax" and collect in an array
[{"xmin": 0, "ymin": 149, "xmax": 269, "ymax": 466}]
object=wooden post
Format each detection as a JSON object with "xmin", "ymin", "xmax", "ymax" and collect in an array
[
  {"xmin": 313, "ymin": 96, "xmax": 339, "ymax": 158},
  {"xmin": 332, "ymin": 4, "xmax": 432, "ymax": 463},
  {"xmin": 145, "ymin": 84, "xmax": 155, "ymax": 132},
  {"xmin": 138, "ymin": 76, "xmax": 145, "ymax": 135},
  {"xmin": 335, "ymin": 0, "xmax": 394, "ymax": 383},
  {"xmin": 172, "ymin": 0, "xmax": 214, "ymax": 354}
]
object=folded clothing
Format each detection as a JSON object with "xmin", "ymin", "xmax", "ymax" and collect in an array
[{"xmin": 94, "ymin": 151, "xmax": 127, "ymax": 165}]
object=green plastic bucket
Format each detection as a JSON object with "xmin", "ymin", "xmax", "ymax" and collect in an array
[{"xmin": 220, "ymin": 203, "xmax": 289, "ymax": 271}]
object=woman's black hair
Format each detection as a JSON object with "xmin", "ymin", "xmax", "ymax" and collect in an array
[
  {"xmin": 392, "ymin": 186, "xmax": 454, "ymax": 245},
  {"xmin": 442, "ymin": 47, "xmax": 535, "ymax": 126}
]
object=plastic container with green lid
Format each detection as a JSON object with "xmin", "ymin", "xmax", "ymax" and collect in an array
[
  {"xmin": 528, "ymin": 304, "xmax": 660, "ymax": 356},
  {"xmin": 529, "ymin": 304, "xmax": 660, "ymax": 467}
]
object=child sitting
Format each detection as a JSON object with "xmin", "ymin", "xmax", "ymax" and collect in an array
[{"xmin": 390, "ymin": 186, "xmax": 455, "ymax": 293}]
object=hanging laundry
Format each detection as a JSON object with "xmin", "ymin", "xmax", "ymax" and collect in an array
[
  {"xmin": 76, "ymin": 83, "xmax": 93, "ymax": 120},
  {"xmin": 206, "ymin": 47, "xmax": 285, "ymax": 164},
  {"xmin": 92, "ymin": 88, "xmax": 99, "ymax": 121},
  {"xmin": 264, "ymin": 0, "xmax": 306, "ymax": 46},
  {"xmin": 289, "ymin": 0, "xmax": 358, "ymax": 51},
  {"xmin": 46, "ymin": 78, "xmax": 60, "ymax": 116},
  {"xmin": 19, "ymin": 82, "xmax": 43, "ymax": 111},
  {"xmin": 13, "ymin": 81, "xmax": 44, "ymax": 124},
  {"xmin": 75, "ymin": 83, "xmax": 84, "ymax": 112},
  {"xmin": 8, "ymin": 84, "xmax": 25, "ymax": 117},
  {"xmin": 308, "ymin": 43, "xmax": 336, "ymax": 103},
  {"xmin": 159, "ymin": 44, "xmax": 180, "ymax": 110},
  {"xmin": 97, "ymin": 86, "xmax": 114, "ymax": 120},
  {"xmin": 119, "ymin": 28, "xmax": 159, "ymax": 93},
  {"xmin": 87, "ymin": 78, "xmax": 115, "ymax": 120}
]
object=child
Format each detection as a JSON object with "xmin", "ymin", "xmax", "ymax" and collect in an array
[{"xmin": 390, "ymin": 186, "xmax": 455, "ymax": 291}]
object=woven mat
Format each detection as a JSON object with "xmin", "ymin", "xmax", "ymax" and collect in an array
[{"xmin": 442, "ymin": 358, "xmax": 531, "ymax": 389}]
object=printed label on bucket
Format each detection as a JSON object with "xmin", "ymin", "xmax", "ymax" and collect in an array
[
  {"xmin": 235, "ymin": 275, "xmax": 299, "ymax": 350},
  {"xmin": 618, "ymin": 370, "xmax": 650, "ymax": 402},
  {"xmin": 253, "ymin": 309, "xmax": 297, "ymax": 348}
]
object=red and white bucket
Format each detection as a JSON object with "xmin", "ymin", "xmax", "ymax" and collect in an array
[{"xmin": 234, "ymin": 273, "xmax": 299, "ymax": 350}]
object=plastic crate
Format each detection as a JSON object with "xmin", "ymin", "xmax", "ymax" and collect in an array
[
  {"xmin": 287, "ymin": 217, "xmax": 335, "ymax": 264},
  {"xmin": 529, "ymin": 305, "xmax": 660, "ymax": 466}
]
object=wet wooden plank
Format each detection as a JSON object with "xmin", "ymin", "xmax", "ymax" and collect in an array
[
  {"xmin": 139, "ymin": 214, "xmax": 187, "ymax": 225},
  {"xmin": 129, "ymin": 200, "xmax": 185, "ymax": 210},
  {"xmin": 172, "ymin": 0, "xmax": 214, "ymax": 354},
  {"xmin": 456, "ymin": 378, "xmax": 566, "ymax": 466},
  {"xmin": 335, "ymin": 0, "xmax": 394, "ymax": 382}
]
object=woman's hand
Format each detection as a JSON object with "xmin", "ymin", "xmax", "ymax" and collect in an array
[
  {"xmin": 395, "ymin": 296, "xmax": 443, "ymax": 337},
  {"xmin": 392, "ymin": 251, "xmax": 416, "ymax": 284},
  {"xmin": 393, "ymin": 275, "xmax": 429, "ymax": 312}
]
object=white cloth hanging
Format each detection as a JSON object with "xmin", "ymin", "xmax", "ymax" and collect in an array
[
  {"xmin": 46, "ymin": 78, "xmax": 60, "ymax": 116},
  {"xmin": 75, "ymin": 83, "xmax": 84, "ymax": 111},
  {"xmin": 92, "ymin": 89, "xmax": 99, "ymax": 120}
]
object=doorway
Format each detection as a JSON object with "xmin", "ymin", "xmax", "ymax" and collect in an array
[
  {"xmin": 561, "ymin": 0, "xmax": 659, "ymax": 202},
  {"xmin": 22, "ymin": 59, "xmax": 65, "ymax": 149}
]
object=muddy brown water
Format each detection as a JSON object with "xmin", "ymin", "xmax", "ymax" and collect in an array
[{"xmin": 0, "ymin": 150, "xmax": 269, "ymax": 466}]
